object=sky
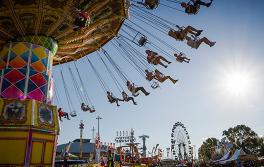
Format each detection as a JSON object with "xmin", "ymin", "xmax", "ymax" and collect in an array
[{"xmin": 53, "ymin": 0, "xmax": 264, "ymax": 158}]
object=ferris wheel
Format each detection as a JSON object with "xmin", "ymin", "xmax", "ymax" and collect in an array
[{"xmin": 171, "ymin": 122, "xmax": 192, "ymax": 162}]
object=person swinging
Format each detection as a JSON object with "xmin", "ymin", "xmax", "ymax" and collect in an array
[
  {"xmin": 146, "ymin": 50, "xmax": 171, "ymax": 68},
  {"xmin": 126, "ymin": 81, "xmax": 150, "ymax": 96},
  {"xmin": 81, "ymin": 103, "xmax": 95, "ymax": 113},
  {"xmin": 145, "ymin": 69, "xmax": 178, "ymax": 84},
  {"xmin": 73, "ymin": 10, "xmax": 90, "ymax": 31},
  {"xmin": 58, "ymin": 108, "xmax": 70, "ymax": 121},
  {"xmin": 185, "ymin": 35, "xmax": 215, "ymax": 49},
  {"xmin": 181, "ymin": 0, "xmax": 213, "ymax": 15},
  {"xmin": 168, "ymin": 25, "xmax": 203, "ymax": 41},
  {"xmin": 174, "ymin": 53, "xmax": 190, "ymax": 63},
  {"xmin": 107, "ymin": 91, "xmax": 123, "ymax": 106},
  {"xmin": 122, "ymin": 91, "xmax": 137, "ymax": 105},
  {"xmin": 138, "ymin": 0, "xmax": 159, "ymax": 10}
]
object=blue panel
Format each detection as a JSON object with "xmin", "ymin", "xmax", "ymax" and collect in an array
[{"xmin": 27, "ymin": 79, "xmax": 38, "ymax": 93}]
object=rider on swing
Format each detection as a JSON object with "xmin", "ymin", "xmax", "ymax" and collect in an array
[
  {"xmin": 168, "ymin": 25, "xmax": 203, "ymax": 41},
  {"xmin": 185, "ymin": 35, "xmax": 215, "ymax": 49},
  {"xmin": 146, "ymin": 50, "xmax": 171, "ymax": 68},
  {"xmin": 138, "ymin": 0, "xmax": 159, "ymax": 10},
  {"xmin": 81, "ymin": 103, "xmax": 95, "ymax": 113},
  {"xmin": 181, "ymin": 0, "xmax": 213, "ymax": 15},
  {"xmin": 58, "ymin": 108, "xmax": 70, "ymax": 121},
  {"xmin": 145, "ymin": 69, "xmax": 178, "ymax": 84},
  {"xmin": 174, "ymin": 52, "xmax": 191, "ymax": 63},
  {"xmin": 122, "ymin": 91, "xmax": 137, "ymax": 105},
  {"xmin": 73, "ymin": 10, "xmax": 90, "ymax": 31},
  {"xmin": 126, "ymin": 81, "xmax": 150, "ymax": 96},
  {"xmin": 107, "ymin": 91, "xmax": 123, "ymax": 106}
]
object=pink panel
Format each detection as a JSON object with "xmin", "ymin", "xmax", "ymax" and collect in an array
[
  {"xmin": 27, "ymin": 88, "xmax": 45, "ymax": 102},
  {"xmin": 4, "ymin": 69, "xmax": 25, "ymax": 83},
  {"xmin": 30, "ymin": 73, "xmax": 47, "ymax": 87},
  {"xmin": 1, "ymin": 85, "xmax": 24, "ymax": 98}
]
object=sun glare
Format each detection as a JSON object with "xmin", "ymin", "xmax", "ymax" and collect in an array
[{"xmin": 222, "ymin": 70, "xmax": 251, "ymax": 97}]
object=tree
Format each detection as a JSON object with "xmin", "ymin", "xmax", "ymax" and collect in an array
[
  {"xmin": 222, "ymin": 124, "xmax": 264, "ymax": 155},
  {"xmin": 198, "ymin": 138, "xmax": 219, "ymax": 161}
]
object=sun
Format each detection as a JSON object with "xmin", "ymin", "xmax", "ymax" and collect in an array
[{"xmin": 222, "ymin": 69, "xmax": 251, "ymax": 97}]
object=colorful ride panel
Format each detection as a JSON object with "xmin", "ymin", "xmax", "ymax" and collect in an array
[
  {"xmin": 0, "ymin": 42, "xmax": 54, "ymax": 103},
  {"xmin": 0, "ymin": 98, "xmax": 59, "ymax": 166}
]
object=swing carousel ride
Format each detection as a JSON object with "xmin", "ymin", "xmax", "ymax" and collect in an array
[{"xmin": 0, "ymin": 0, "xmax": 214, "ymax": 166}]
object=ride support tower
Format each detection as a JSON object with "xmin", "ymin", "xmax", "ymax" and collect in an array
[{"xmin": 0, "ymin": 0, "xmax": 128, "ymax": 166}]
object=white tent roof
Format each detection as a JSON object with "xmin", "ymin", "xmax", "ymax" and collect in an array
[{"xmin": 219, "ymin": 149, "xmax": 246, "ymax": 164}]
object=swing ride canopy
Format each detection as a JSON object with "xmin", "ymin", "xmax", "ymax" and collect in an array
[{"xmin": 0, "ymin": 0, "xmax": 128, "ymax": 65}]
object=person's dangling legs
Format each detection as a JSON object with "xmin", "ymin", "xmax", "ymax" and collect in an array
[
  {"xmin": 135, "ymin": 87, "xmax": 150, "ymax": 96},
  {"xmin": 185, "ymin": 26, "xmax": 203, "ymax": 36},
  {"xmin": 199, "ymin": 37, "xmax": 216, "ymax": 47},
  {"xmin": 127, "ymin": 97, "xmax": 137, "ymax": 105},
  {"xmin": 194, "ymin": 0, "xmax": 213, "ymax": 7}
]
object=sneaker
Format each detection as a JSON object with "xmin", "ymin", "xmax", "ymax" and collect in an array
[
  {"xmin": 210, "ymin": 42, "xmax": 216, "ymax": 47},
  {"xmin": 165, "ymin": 65, "xmax": 168, "ymax": 68},
  {"xmin": 117, "ymin": 104, "xmax": 120, "ymax": 106},
  {"xmin": 145, "ymin": 92, "xmax": 150, "ymax": 96},
  {"xmin": 134, "ymin": 102, "xmax": 137, "ymax": 105},
  {"xmin": 206, "ymin": 1, "xmax": 212, "ymax": 7},
  {"xmin": 173, "ymin": 80, "xmax": 178, "ymax": 84},
  {"xmin": 195, "ymin": 30, "xmax": 203, "ymax": 37},
  {"xmin": 168, "ymin": 61, "xmax": 172, "ymax": 64}
]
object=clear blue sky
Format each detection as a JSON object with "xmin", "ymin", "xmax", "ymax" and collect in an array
[{"xmin": 54, "ymin": 0, "xmax": 264, "ymax": 157}]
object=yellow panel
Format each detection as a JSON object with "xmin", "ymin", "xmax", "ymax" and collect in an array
[
  {"xmin": 0, "ymin": 131, "xmax": 28, "ymax": 138},
  {"xmin": 25, "ymin": 99, "xmax": 33, "ymax": 125},
  {"xmin": 0, "ymin": 140, "xmax": 26, "ymax": 164},
  {"xmin": 34, "ymin": 100, "xmax": 38, "ymax": 126},
  {"xmin": 12, "ymin": 42, "xmax": 29, "ymax": 56},
  {"xmin": 33, "ymin": 47, "xmax": 48, "ymax": 59},
  {"xmin": 52, "ymin": 105, "xmax": 59, "ymax": 133},
  {"xmin": 33, "ymin": 100, "xmax": 59, "ymax": 132},
  {"xmin": 0, "ymin": 46, "xmax": 9, "ymax": 58},
  {"xmin": 32, "ymin": 133, "xmax": 54, "ymax": 140},
  {"xmin": 0, "ymin": 98, "xmax": 32, "ymax": 126},
  {"xmin": 0, "ymin": 98, "xmax": 3, "ymax": 115},
  {"xmin": 44, "ymin": 142, "xmax": 54, "ymax": 164},
  {"xmin": 31, "ymin": 142, "xmax": 43, "ymax": 164}
]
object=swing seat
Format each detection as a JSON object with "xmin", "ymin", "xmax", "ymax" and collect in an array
[
  {"xmin": 70, "ymin": 111, "xmax": 77, "ymax": 117},
  {"xmin": 132, "ymin": 32, "xmax": 148, "ymax": 47},
  {"xmin": 81, "ymin": 104, "xmax": 90, "ymax": 111},
  {"xmin": 138, "ymin": 36, "xmax": 147, "ymax": 46},
  {"xmin": 109, "ymin": 99, "xmax": 116, "ymax": 104},
  {"xmin": 151, "ymin": 82, "xmax": 159, "ymax": 89},
  {"xmin": 90, "ymin": 107, "xmax": 96, "ymax": 113},
  {"xmin": 132, "ymin": 92, "xmax": 139, "ymax": 97}
]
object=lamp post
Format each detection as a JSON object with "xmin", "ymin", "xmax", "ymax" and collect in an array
[
  {"xmin": 91, "ymin": 126, "xmax": 96, "ymax": 142},
  {"xmin": 96, "ymin": 116, "xmax": 102, "ymax": 138},
  {"xmin": 95, "ymin": 116, "xmax": 102, "ymax": 163},
  {"xmin": 79, "ymin": 120, "xmax": 84, "ymax": 159}
]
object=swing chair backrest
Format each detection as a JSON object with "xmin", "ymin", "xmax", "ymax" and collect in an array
[
  {"xmin": 151, "ymin": 81, "xmax": 159, "ymax": 89},
  {"xmin": 132, "ymin": 32, "xmax": 148, "ymax": 47},
  {"xmin": 90, "ymin": 106, "xmax": 96, "ymax": 113},
  {"xmin": 70, "ymin": 111, "xmax": 77, "ymax": 117}
]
